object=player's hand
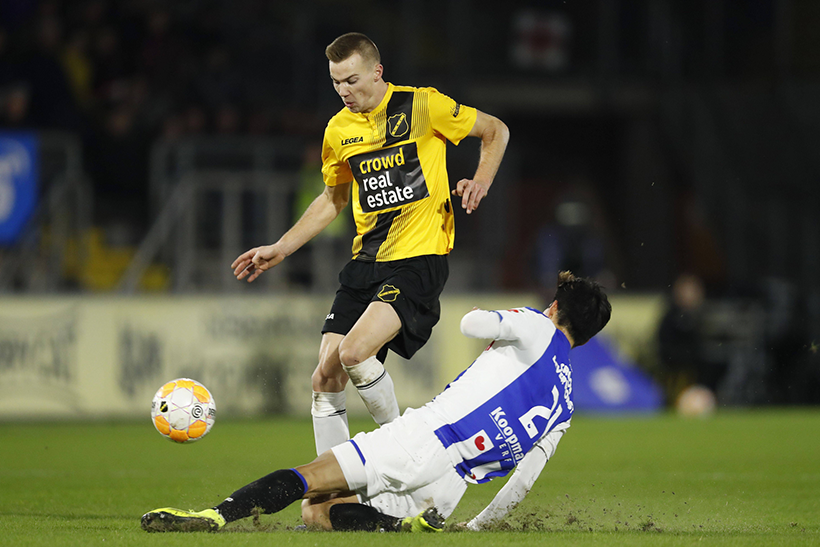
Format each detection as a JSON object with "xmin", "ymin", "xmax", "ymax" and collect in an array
[
  {"xmin": 231, "ymin": 244, "xmax": 286, "ymax": 282},
  {"xmin": 452, "ymin": 178, "xmax": 489, "ymax": 214}
]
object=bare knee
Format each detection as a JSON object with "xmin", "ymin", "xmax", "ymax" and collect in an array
[
  {"xmin": 311, "ymin": 361, "xmax": 346, "ymax": 392},
  {"xmin": 338, "ymin": 336, "xmax": 371, "ymax": 368},
  {"xmin": 301, "ymin": 499, "xmax": 333, "ymax": 530}
]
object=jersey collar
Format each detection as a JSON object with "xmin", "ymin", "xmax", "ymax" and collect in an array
[{"xmin": 363, "ymin": 82, "xmax": 393, "ymax": 117}]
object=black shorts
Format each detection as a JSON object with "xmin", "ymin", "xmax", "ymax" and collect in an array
[{"xmin": 322, "ymin": 255, "xmax": 449, "ymax": 360}]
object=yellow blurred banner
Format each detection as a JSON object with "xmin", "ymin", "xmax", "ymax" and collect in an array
[{"xmin": 0, "ymin": 293, "xmax": 661, "ymax": 419}]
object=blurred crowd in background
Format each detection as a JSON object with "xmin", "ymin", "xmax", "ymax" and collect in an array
[
  {"xmin": 0, "ymin": 0, "xmax": 338, "ymax": 235},
  {"xmin": 1, "ymin": 0, "xmax": 819, "ymax": 408}
]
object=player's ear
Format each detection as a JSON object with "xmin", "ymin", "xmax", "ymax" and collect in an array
[{"xmin": 374, "ymin": 63, "xmax": 383, "ymax": 81}]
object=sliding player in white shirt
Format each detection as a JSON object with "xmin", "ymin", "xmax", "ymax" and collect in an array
[{"xmin": 141, "ymin": 271, "xmax": 611, "ymax": 533}]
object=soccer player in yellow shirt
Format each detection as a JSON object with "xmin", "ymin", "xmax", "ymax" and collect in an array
[{"xmin": 232, "ymin": 32, "xmax": 509, "ymax": 456}]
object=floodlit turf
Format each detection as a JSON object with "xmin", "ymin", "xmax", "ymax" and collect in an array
[{"xmin": 1, "ymin": 410, "xmax": 818, "ymax": 546}]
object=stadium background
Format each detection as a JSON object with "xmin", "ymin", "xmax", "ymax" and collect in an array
[{"xmin": 1, "ymin": 0, "xmax": 819, "ymax": 419}]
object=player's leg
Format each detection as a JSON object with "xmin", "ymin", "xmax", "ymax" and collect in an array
[
  {"xmin": 310, "ymin": 332, "xmax": 349, "ymax": 455},
  {"xmin": 301, "ymin": 494, "xmax": 359, "ymax": 530},
  {"xmin": 304, "ymin": 499, "xmax": 444, "ymax": 532},
  {"xmin": 338, "ymin": 301, "xmax": 401, "ymax": 425},
  {"xmin": 142, "ymin": 451, "xmax": 349, "ymax": 532},
  {"xmin": 340, "ymin": 255, "xmax": 450, "ymax": 426},
  {"xmin": 317, "ymin": 418, "xmax": 453, "ymax": 533},
  {"xmin": 313, "ymin": 261, "xmax": 389, "ymax": 452}
]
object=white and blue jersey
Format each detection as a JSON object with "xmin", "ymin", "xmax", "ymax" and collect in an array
[{"xmin": 425, "ymin": 307, "xmax": 574, "ymax": 484}]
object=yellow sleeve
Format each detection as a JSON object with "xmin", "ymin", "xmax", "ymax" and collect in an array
[
  {"xmin": 320, "ymin": 127, "xmax": 353, "ymax": 187},
  {"xmin": 427, "ymin": 88, "xmax": 478, "ymax": 146}
]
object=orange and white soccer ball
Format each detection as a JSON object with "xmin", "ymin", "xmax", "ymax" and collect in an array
[
  {"xmin": 151, "ymin": 378, "xmax": 216, "ymax": 443},
  {"xmin": 676, "ymin": 384, "xmax": 716, "ymax": 418}
]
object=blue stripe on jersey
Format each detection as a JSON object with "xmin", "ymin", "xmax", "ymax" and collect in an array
[
  {"xmin": 433, "ymin": 331, "xmax": 573, "ymax": 484},
  {"xmin": 349, "ymin": 440, "xmax": 366, "ymax": 465}
]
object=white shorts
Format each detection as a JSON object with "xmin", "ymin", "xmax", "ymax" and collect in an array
[{"xmin": 332, "ymin": 407, "xmax": 468, "ymax": 519}]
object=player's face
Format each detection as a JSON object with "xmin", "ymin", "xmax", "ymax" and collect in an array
[{"xmin": 329, "ymin": 53, "xmax": 382, "ymax": 114}]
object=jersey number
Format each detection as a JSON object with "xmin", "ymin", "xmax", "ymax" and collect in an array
[{"xmin": 519, "ymin": 386, "xmax": 563, "ymax": 439}]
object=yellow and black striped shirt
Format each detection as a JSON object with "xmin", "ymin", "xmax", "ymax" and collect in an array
[{"xmin": 321, "ymin": 83, "xmax": 477, "ymax": 261}]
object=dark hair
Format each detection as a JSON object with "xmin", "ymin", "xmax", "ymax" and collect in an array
[
  {"xmin": 554, "ymin": 271, "xmax": 611, "ymax": 347},
  {"xmin": 325, "ymin": 32, "xmax": 380, "ymax": 65}
]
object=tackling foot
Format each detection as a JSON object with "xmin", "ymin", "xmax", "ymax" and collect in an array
[
  {"xmin": 140, "ymin": 507, "xmax": 225, "ymax": 532},
  {"xmin": 401, "ymin": 507, "xmax": 445, "ymax": 533}
]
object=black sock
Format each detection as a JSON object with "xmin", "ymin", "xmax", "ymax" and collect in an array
[
  {"xmin": 214, "ymin": 469, "xmax": 307, "ymax": 523},
  {"xmin": 329, "ymin": 503, "xmax": 403, "ymax": 532}
]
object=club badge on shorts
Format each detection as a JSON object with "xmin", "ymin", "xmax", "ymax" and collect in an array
[{"xmin": 377, "ymin": 284, "xmax": 401, "ymax": 302}]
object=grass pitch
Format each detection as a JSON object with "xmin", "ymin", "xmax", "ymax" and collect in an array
[{"xmin": 1, "ymin": 410, "xmax": 818, "ymax": 546}]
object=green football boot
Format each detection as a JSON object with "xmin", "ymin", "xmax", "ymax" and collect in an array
[
  {"xmin": 400, "ymin": 507, "xmax": 445, "ymax": 533},
  {"xmin": 140, "ymin": 507, "xmax": 225, "ymax": 532}
]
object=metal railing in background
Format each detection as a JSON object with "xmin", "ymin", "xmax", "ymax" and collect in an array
[
  {"xmin": 139, "ymin": 136, "xmax": 310, "ymax": 293},
  {"xmin": 116, "ymin": 137, "xmax": 308, "ymax": 293},
  {"xmin": 148, "ymin": 137, "xmax": 300, "ymax": 216},
  {"xmin": 118, "ymin": 170, "xmax": 296, "ymax": 294}
]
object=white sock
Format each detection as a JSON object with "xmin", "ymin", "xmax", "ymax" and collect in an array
[
  {"xmin": 343, "ymin": 355, "xmax": 400, "ymax": 426},
  {"xmin": 311, "ymin": 391, "xmax": 349, "ymax": 455}
]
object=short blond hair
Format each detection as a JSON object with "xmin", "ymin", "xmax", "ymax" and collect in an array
[{"xmin": 325, "ymin": 32, "xmax": 380, "ymax": 66}]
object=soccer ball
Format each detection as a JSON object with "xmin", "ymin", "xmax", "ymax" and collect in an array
[
  {"xmin": 151, "ymin": 378, "xmax": 216, "ymax": 443},
  {"xmin": 676, "ymin": 384, "xmax": 716, "ymax": 418}
]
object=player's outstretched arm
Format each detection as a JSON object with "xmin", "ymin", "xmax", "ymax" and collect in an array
[
  {"xmin": 460, "ymin": 307, "xmax": 534, "ymax": 342},
  {"xmin": 231, "ymin": 182, "xmax": 350, "ymax": 282},
  {"xmin": 464, "ymin": 428, "xmax": 565, "ymax": 530},
  {"xmin": 452, "ymin": 110, "xmax": 509, "ymax": 214},
  {"xmin": 460, "ymin": 308, "xmax": 505, "ymax": 339}
]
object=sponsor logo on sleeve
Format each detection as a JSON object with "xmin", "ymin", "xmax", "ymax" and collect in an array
[
  {"xmin": 553, "ymin": 355, "xmax": 574, "ymax": 412},
  {"xmin": 450, "ymin": 103, "xmax": 461, "ymax": 117},
  {"xmin": 341, "ymin": 136, "xmax": 364, "ymax": 146}
]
